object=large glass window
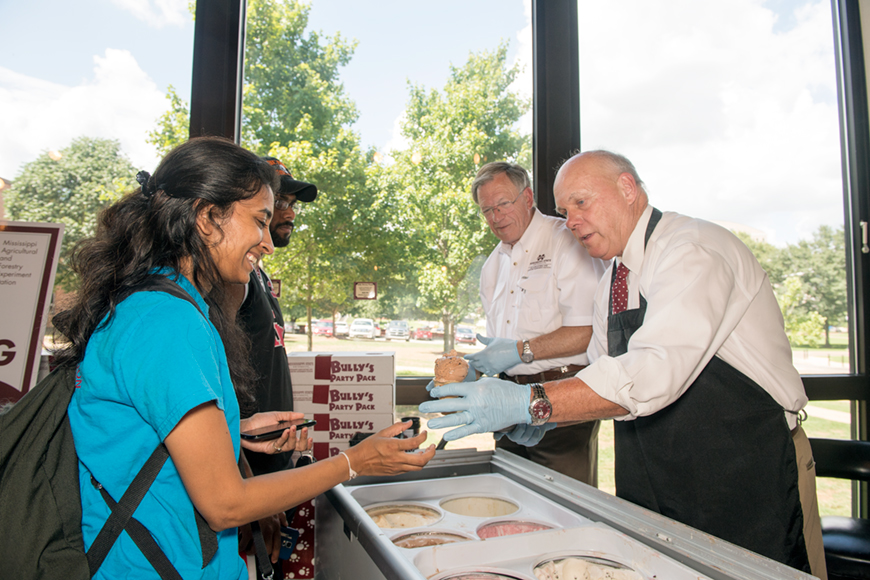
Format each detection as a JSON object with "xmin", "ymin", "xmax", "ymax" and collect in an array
[
  {"xmin": 0, "ymin": 1, "xmax": 195, "ymax": 194},
  {"xmin": 577, "ymin": 0, "xmax": 850, "ymax": 506},
  {"xmin": 242, "ymin": 0, "xmax": 532, "ymax": 380},
  {"xmin": 0, "ymin": 1, "xmax": 195, "ymax": 352}
]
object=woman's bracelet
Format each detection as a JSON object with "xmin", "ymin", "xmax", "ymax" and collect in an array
[{"xmin": 339, "ymin": 451, "xmax": 358, "ymax": 480}]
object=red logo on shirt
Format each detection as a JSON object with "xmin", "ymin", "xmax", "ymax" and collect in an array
[{"xmin": 273, "ymin": 320, "xmax": 285, "ymax": 348}]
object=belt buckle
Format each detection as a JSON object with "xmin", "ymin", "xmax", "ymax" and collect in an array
[{"xmin": 560, "ymin": 366, "xmax": 569, "ymax": 374}]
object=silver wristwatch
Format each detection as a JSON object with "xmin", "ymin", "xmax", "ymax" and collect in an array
[
  {"xmin": 520, "ymin": 339, "xmax": 534, "ymax": 364},
  {"xmin": 528, "ymin": 383, "xmax": 552, "ymax": 426}
]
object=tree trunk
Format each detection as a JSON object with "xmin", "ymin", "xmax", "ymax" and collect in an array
[
  {"xmin": 441, "ymin": 314, "xmax": 456, "ymax": 352},
  {"xmin": 306, "ymin": 254, "xmax": 314, "ymax": 351}
]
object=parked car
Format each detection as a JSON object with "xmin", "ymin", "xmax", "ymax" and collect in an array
[
  {"xmin": 455, "ymin": 326, "xmax": 476, "ymax": 345},
  {"xmin": 412, "ymin": 325, "xmax": 433, "ymax": 340},
  {"xmin": 312, "ymin": 320, "xmax": 334, "ymax": 337},
  {"xmin": 386, "ymin": 320, "xmax": 410, "ymax": 341},
  {"xmin": 334, "ymin": 321, "xmax": 349, "ymax": 337},
  {"xmin": 432, "ymin": 326, "xmax": 445, "ymax": 340},
  {"xmin": 349, "ymin": 318, "xmax": 378, "ymax": 339}
]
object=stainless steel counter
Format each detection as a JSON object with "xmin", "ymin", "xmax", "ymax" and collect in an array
[{"xmin": 314, "ymin": 448, "xmax": 815, "ymax": 580}]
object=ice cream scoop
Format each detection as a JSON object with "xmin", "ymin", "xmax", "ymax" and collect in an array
[{"xmin": 434, "ymin": 349, "xmax": 469, "ymax": 387}]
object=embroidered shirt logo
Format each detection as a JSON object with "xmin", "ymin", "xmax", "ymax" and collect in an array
[{"xmin": 528, "ymin": 253, "xmax": 552, "ymax": 272}]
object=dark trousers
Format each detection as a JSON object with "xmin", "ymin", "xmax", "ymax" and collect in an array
[{"xmin": 496, "ymin": 420, "xmax": 600, "ymax": 486}]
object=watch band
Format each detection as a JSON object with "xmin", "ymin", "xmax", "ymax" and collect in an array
[
  {"xmin": 528, "ymin": 382, "xmax": 552, "ymax": 426},
  {"xmin": 521, "ymin": 339, "xmax": 534, "ymax": 363}
]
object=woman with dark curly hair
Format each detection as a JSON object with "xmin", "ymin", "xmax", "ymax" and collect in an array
[{"xmin": 57, "ymin": 136, "xmax": 434, "ymax": 579}]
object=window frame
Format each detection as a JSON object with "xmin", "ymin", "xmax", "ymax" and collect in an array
[{"xmin": 188, "ymin": 0, "xmax": 870, "ymax": 510}]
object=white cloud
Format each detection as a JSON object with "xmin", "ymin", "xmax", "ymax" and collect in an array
[
  {"xmin": 383, "ymin": 111, "xmax": 409, "ymax": 155},
  {"xmin": 110, "ymin": 0, "xmax": 189, "ymax": 28},
  {"xmin": 576, "ymin": 0, "xmax": 843, "ymax": 245},
  {"xmin": 0, "ymin": 49, "xmax": 167, "ymax": 179},
  {"xmin": 512, "ymin": 0, "xmax": 533, "ymax": 136}
]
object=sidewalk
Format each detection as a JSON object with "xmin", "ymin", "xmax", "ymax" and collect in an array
[{"xmin": 805, "ymin": 405, "xmax": 850, "ymax": 424}]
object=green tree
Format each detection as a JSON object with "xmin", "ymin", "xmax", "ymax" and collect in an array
[
  {"xmin": 733, "ymin": 231, "xmax": 785, "ymax": 285},
  {"xmin": 776, "ymin": 276, "xmax": 825, "ymax": 347},
  {"xmin": 264, "ymin": 140, "xmax": 403, "ymax": 350},
  {"xmin": 146, "ymin": 0, "xmax": 400, "ymax": 350},
  {"xmin": 781, "ymin": 225, "xmax": 847, "ymax": 347},
  {"xmin": 241, "ymin": 0, "xmax": 359, "ymax": 155},
  {"xmin": 4, "ymin": 137, "xmax": 136, "ymax": 289},
  {"xmin": 385, "ymin": 42, "xmax": 531, "ymax": 352},
  {"xmin": 146, "ymin": 85, "xmax": 189, "ymax": 157}
]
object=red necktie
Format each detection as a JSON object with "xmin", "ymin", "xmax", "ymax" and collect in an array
[{"xmin": 611, "ymin": 263, "xmax": 630, "ymax": 314}]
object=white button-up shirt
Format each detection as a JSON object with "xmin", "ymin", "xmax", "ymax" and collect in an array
[
  {"xmin": 580, "ymin": 205, "xmax": 808, "ymax": 429},
  {"xmin": 481, "ymin": 209, "xmax": 606, "ymax": 375}
]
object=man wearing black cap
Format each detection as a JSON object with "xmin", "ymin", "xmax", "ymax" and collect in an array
[
  {"xmin": 232, "ymin": 157, "xmax": 317, "ymax": 578},
  {"xmin": 237, "ymin": 157, "xmax": 317, "ymax": 476}
]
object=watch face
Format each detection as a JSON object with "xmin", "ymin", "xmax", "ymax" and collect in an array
[
  {"xmin": 521, "ymin": 352, "xmax": 534, "ymax": 363},
  {"xmin": 530, "ymin": 399, "xmax": 552, "ymax": 421}
]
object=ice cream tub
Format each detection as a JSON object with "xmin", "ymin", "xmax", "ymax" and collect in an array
[
  {"xmin": 429, "ymin": 569, "xmax": 534, "ymax": 580},
  {"xmin": 440, "ymin": 495, "xmax": 519, "ymax": 518},
  {"xmin": 391, "ymin": 529, "xmax": 476, "ymax": 549},
  {"xmin": 351, "ymin": 474, "xmax": 591, "ymax": 550},
  {"xmin": 476, "ymin": 519, "xmax": 554, "ymax": 540},
  {"xmin": 532, "ymin": 554, "xmax": 643, "ymax": 580},
  {"xmin": 364, "ymin": 501, "xmax": 444, "ymax": 529},
  {"xmin": 413, "ymin": 524, "xmax": 712, "ymax": 580}
]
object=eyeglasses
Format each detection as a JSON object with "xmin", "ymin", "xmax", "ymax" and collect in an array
[
  {"xmin": 479, "ymin": 190, "xmax": 524, "ymax": 220},
  {"xmin": 275, "ymin": 197, "xmax": 298, "ymax": 212}
]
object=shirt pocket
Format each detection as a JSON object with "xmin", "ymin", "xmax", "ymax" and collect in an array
[{"xmin": 517, "ymin": 272, "xmax": 558, "ymax": 334}]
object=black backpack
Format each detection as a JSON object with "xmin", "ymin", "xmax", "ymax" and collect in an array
[{"xmin": 0, "ymin": 277, "xmax": 216, "ymax": 580}]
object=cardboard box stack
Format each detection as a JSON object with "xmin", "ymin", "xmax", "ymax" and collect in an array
[{"xmin": 287, "ymin": 351, "xmax": 395, "ymax": 461}]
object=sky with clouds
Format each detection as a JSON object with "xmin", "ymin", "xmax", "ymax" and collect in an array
[{"xmin": 0, "ymin": 0, "xmax": 846, "ymax": 246}]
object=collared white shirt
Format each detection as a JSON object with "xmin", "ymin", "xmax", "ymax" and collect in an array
[
  {"xmin": 580, "ymin": 205, "xmax": 808, "ymax": 429},
  {"xmin": 481, "ymin": 209, "xmax": 606, "ymax": 375}
]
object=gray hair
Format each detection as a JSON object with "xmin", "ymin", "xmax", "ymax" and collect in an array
[
  {"xmin": 564, "ymin": 149, "xmax": 645, "ymax": 189},
  {"xmin": 471, "ymin": 162, "xmax": 532, "ymax": 204}
]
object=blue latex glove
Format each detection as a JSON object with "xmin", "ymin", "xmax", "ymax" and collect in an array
[
  {"xmin": 424, "ymin": 361, "xmax": 478, "ymax": 392},
  {"xmin": 418, "ymin": 378, "xmax": 531, "ymax": 441},
  {"xmin": 504, "ymin": 422, "xmax": 557, "ymax": 447},
  {"xmin": 463, "ymin": 335, "xmax": 522, "ymax": 376}
]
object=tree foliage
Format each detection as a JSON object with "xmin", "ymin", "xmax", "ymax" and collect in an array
[
  {"xmin": 146, "ymin": 85, "xmax": 189, "ymax": 157},
  {"xmin": 780, "ymin": 225, "xmax": 847, "ymax": 346},
  {"xmin": 776, "ymin": 276, "xmax": 825, "ymax": 347},
  {"xmin": 384, "ymin": 42, "xmax": 531, "ymax": 351},
  {"xmin": 241, "ymin": 0, "xmax": 359, "ymax": 155},
  {"xmin": 735, "ymin": 225, "xmax": 847, "ymax": 348},
  {"xmin": 4, "ymin": 137, "xmax": 136, "ymax": 289}
]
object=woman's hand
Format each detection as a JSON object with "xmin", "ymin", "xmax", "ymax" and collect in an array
[
  {"xmin": 238, "ymin": 511, "xmax": 288, "ymax": 563},
  {"xmin": 343, "ymin": 421, "xmax": 436, "ymax": 478},
  {"xmin": 239, "ymin": 411, "xmax": 307, "ymax": 455},
  {"xmin": 294, "ymin": 429, "xmax": 313, "ymax": 453}
]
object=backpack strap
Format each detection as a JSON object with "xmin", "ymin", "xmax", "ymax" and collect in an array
[
  {"xmin": 87, "ymin": 444, "xmax": 176, "ymax": 579},
  {"xmin": 239, "ymin": 452, "xmax": 275, "ymax": 580},
  {"xmin": 85, "ymin": 275, "xmax": 218, "ymax": 576}
]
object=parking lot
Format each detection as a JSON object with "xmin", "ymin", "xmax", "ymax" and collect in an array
[{"xmin": 283, "ymin": 332, "xmax": 484, "ymax": 375}]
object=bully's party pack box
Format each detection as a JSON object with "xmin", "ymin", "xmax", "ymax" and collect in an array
[
  {"xmin": 286, "ymin": 351, "xmax": 394, "ymax": 385},
  {"xmin": 286, "ymin": 352, "xmax": 396, "ymax": 446}
]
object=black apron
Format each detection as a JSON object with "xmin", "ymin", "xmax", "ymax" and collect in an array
[{"xmin": 607, "ymin": 208, "xmax": 809, "ymax": 572}]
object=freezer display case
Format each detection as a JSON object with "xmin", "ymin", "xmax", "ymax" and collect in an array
[{"xmin": 314, "ymin": 448, "xmax": 815, "ymax": 580}]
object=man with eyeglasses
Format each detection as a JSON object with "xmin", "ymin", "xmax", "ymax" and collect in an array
[
  {"xmin": 230, "ymin": 156, "xmax": 318, "ymax": 579},
  {"xmin": 464, "ymin": 161, "xmax": 606, "ymax": 484},
  {"xmin": 423, "ymin": 151, "xmax": 825, "ymax": 579}
]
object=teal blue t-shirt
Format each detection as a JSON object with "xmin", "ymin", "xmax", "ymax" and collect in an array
[{"xmin": 68, "ymin": 273, "xmax": 246, "ymax": 580}]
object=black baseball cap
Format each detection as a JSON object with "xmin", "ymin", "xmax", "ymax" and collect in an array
[{"xmin": 263, "ymin": 156, "xmax": 318, "ymax": 202}]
